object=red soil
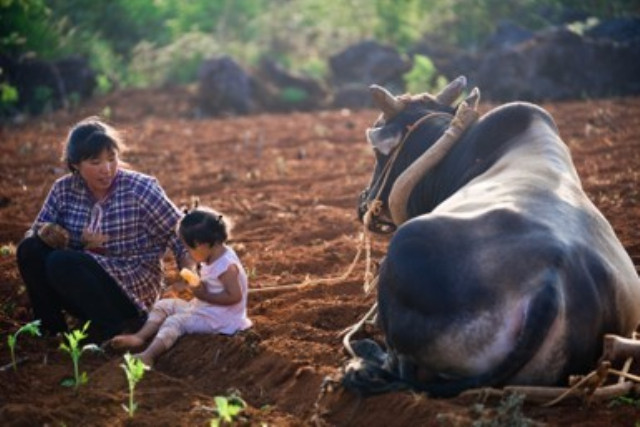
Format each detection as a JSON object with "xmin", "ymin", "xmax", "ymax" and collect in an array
[{"xmin": 0, "ymin": 87, "xmax": 639, "ymax": 426}]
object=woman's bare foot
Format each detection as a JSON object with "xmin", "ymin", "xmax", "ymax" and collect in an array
[{"xmin": 110, "ymin": 334, "xmax": 145, "ymax": 349}]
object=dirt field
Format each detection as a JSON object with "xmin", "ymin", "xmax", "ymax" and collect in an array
[{"xmin": 1, "ymin": 87, "xmax": 639, "ymax": 426}]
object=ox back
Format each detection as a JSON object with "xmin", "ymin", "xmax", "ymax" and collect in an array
[{"xmin": 348, "ymin": 85, "xmax": 640, "ymax": 397}]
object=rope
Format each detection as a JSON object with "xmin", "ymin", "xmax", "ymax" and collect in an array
[
  {"xmin": 341, "ymin": 302, "xmax": 379, "ymax": 358},
  {"xmin": 248, "ymin": 230, "xmax": 369, "ymax": 294},
  {"xmin": 248, "ymin": 112, "xmax": 459, "ymax": 360},
  {"xmin": 337, "ymin": 112, "xmax": 456, "ymax": 352}
]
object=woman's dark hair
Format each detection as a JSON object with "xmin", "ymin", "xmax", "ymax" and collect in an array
[
  {"xmin": 62, "ymin": 116, "xmax": 124, "ymax": 172},
  {"xmin": 178, "ymin": 207, "xmax": 229, "ymax": 248}
]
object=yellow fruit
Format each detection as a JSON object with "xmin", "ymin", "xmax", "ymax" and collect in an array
[{"xmin": 179, "ymin": 268, "xmax": 200, "ymax": 286}]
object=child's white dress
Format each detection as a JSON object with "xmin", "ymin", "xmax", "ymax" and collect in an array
[{"xmin": 150, "ymin": 245, "xmax": 252, "ymax": 348}]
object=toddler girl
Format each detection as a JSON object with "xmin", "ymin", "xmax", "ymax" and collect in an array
[{"xmin": 111, "ymin": 207, "xmax": 252, "ymax": 366}]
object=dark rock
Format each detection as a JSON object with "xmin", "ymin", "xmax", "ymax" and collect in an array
[
  {"xmin": 54, "ymin": 55, "xmax": 97, "ymax": 101},
  {"xmin": 0, "ymin": 54, "xmax": 95, "ymax": 116},
  {"xmin": 329, "ymin": 39, "xmax": 411, "ymax": 90},
  {"xmin": 586, "ymin": 17, "xmax": 640, "ymax": 42},
  {"xmin": 331, "ymin": 84, "xmax": 373, "ymax": 109},
  {"xmin": 253, "ymin": 57, "xmax": 327, "ymax": 112},
  {"xmin": 484, "ymin": 20, "xmax": 535, "ymax": 50},
  {"xmin": 196, "ymin": 55, "xmax": 253, "ymax": 116},
  {"xmin": 473, "ymin": 27, "xmax": 640, "ymax": 101}
]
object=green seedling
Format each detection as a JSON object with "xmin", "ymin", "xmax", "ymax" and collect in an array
[
  {"xmin": 0, "ymin": 243, "xmax": 16, "ymax": 257},
  {"xmin": 7, "ymin": 319, "xmax": 41, "ymax": 371},
  {"xmin": 210, "ymin": 393, "xmax": 247, "ymax": 427},
  {"xmin": 609, "ymin": 395, "xmax": 640, "ymax": 409},
  {"xmin": 120, "ymin": 352, "xmax": 149, "ymax": 417},
  {"xmin": 58, "ymin": 321, "xmax": 101, "ymax": 390}
]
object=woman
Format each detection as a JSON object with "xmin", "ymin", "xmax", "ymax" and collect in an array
[{"xmin": 16, "ymin": 116, "xmax": 194, "ymax": 342}]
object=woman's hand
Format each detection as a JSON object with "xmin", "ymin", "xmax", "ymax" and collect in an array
[
  {"xmin": 37, "ymin": 223, "xmax": 70, "ymax": 249},
  {"xmin": 81, "ymin": 228, "xmax": 108, "ymax": 249}
]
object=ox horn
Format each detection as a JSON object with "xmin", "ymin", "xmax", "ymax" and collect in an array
[
  {"xmin": 388, "ymin": 87, "xmax": 480, "ymax": 225},
  {"xmin": 370, "ymin": 85, "xmax": 405, "ymax": 119},
  {"xmin": 435, "ymin": 75, "xmax": 467, "ymax": 105}
]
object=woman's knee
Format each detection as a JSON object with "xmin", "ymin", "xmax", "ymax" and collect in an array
[
  {"xmin": 16, "ymin": 235, "xmax": 48, "ymax": 265},
  {"xmin": 44, "ymin": 250, "xmax": 85, "ymax": 283}
]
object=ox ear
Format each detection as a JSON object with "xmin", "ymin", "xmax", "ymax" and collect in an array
[
  {"xmin": 366, "ymin": 123, "xmax": 403, "ymax": 155},
  {"xmin": 435, "ymin": 75, "xmax": 467, "ymax": 105},
  {"xmin": 370, "ymin": 85, "xmax": 405, "ymax": 120}
]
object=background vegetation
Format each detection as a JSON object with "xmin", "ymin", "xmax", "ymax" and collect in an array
[{"xmin": 1, "ymin": 0, "xmax": 638, "ymax": 91}]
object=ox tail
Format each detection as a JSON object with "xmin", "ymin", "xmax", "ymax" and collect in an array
[{"xmin": 342, "ymin": 281, "xmax": 559, "ymax": 398}]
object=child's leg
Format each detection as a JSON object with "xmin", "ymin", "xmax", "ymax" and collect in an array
[
  {"xmin": 136, "ymin": 312, "xmax": 205, "ymax": 366},
  {"xmin": 110, "ymin": 319, "xmax": 161, "ymax": 349},
  {"xmin": 134, "ymin": 336, "xmax": 168, "ymax": 367},
  {"xmin": 111, "ymin": 299, "xmax": 188, "ymax": 349}
]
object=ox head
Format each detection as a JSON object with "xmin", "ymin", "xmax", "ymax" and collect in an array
[{"xmin": 358, "ymin": 76, "xmax": 480, "ymax": 233}]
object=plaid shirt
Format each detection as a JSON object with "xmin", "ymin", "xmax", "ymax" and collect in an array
[{"xmin": 31, "ymin": 169, "xmax": 188, "ymax": 311}]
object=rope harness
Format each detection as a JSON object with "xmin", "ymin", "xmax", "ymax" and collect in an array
[{"xmin": 362, "ymin": 112, "xmax": 453, "ymax": 234}]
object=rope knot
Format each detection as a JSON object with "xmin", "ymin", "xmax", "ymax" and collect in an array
[{"xmin": 363, "ymin": 200, "xmax": 383, "ymax": 229}]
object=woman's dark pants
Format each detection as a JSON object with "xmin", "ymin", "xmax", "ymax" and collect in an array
[{"xmin": 16, "ymin": 236, "xmax": 144, "ymax": 342}]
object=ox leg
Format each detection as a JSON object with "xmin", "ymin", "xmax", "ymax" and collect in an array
[
  {"xmin": 397, "ymin": 355, "xmax": 419, "ymax": 383},
  {"xmin": 385, "ymin": 348, "xmax": 418, "ymax": 383}
]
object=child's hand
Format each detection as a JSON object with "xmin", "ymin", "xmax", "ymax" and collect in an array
[{"xmin": 172, "ymin": 281, "xmax": 190, "ymax": 293}]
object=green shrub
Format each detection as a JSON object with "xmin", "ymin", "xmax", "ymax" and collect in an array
[
  {"xmin": 279, "ymin": 87, "xmax": 308, "ymax": 104},
  {"xmin": 33, "ymin": 85, "xmax": 53, "ymax": 114},
  {"xmin": 298, "ymin": 57, "xmax": 328, "ymax": 81},
  {"xmin": 127, "ymin": 32, "xmax": 220, "ymax": 87},
  {"xmin": 404, "ymin": 54, "xmax": 447, "ymax": 95},
  {"xmin": 0, "ymin": 82, "xmax": 19, "ymax": 116}
]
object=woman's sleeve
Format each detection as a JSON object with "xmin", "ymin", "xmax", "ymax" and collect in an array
[
  {"xmin": 30, "ymin": 182, "xmax": 61, "ymax": 234},
  {"xmin": 138, "ymin": 178, "xmax": 189, "ymax": 262}
]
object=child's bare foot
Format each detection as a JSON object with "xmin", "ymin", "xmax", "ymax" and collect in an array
[
  {"xmin": 110, "ymin": 334, "xmax": 145, "ymax": 349},
  {"xmin": 133, "ymin": 352, "xmax": 154, "ymax": 368}
]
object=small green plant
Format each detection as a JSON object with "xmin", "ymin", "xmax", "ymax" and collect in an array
[
  {"xmin": 279, "ymin": 87, "xmax": 308, "ymax": 104},
  {"xmin": 66, "ymin": 92, "xmax": 81, "ymax": 110},
  {"xmin": 609, "ymin": 395, "xmax": 640, "ymax": 409},
  {"xmin": 470, "ymin": 392, "xmax": 532, "ymax": 427},
  {"xmin": 0, "ymin": 81, "xmax": 19, "ymax": 115},
  {"xmin": 101, "ymin": 105, "xmax": 112, "ymax": 119},
  {"xmin": 59, "ymin": 321, "xmax": 101, "ymax": 390},
  {"xmin": 120, "ymin": 352, "xmax": 150, "ymax": 417},
  {"xmin": 7, "ymin": 319, "xmax": 41, "ymax": 371},
  {"xmin": 96, "ymin": 74, "xmax": 113, "ymax": 95},
  {"xmin": 0, "ymin": 243, "xmax": 16, "ymax": 257},
  {"xmin": 33, "ymin": 85, "xmax": 53, "ymax": 114},
  {"xmin": 210, "ymin": 393, "xmax": 247, "ymax": 427},
  {"xmin": 247, "ymin": 266, "xmax": 258, "ymax": 280}
]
